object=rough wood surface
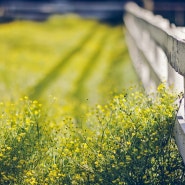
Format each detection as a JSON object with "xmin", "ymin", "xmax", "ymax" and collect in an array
[{"xmin": 124, "ymin": 2, "xmax": 185, "ymax": 77}]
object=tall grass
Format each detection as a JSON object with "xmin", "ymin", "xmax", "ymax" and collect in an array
[
  {"xmin": 0, "ymin": 15, "xmax": 184, "ymax": 184},
  {"xmin": 0, "ymin": 84, "xmax": 184, "ymax": 184}
]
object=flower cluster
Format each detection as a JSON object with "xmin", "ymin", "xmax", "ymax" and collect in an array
[
  {"xmin": 0, "ymin": 84, "xmax": 184, "ymax": 184},
  {"xmin": 0, "ymin": 11, "xmax": 183, "ymax": 185}
]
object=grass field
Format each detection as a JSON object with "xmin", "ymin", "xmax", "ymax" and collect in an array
[
  {"xmin": 0, "ymin": 14, "xmax": 138, "ymax": 104},
  {"xmin": 0, "ymin": 15, "xmax": 184, "ymax": 185}
]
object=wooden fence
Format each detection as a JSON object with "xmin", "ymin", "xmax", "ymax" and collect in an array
[{"xmin": 124, "ymin": 2, "xmax": 185, "ymax": 163}]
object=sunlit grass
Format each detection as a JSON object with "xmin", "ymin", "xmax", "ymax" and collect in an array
[
  {"xmin": 0, "ymin": 84, "xmax": 184, "ymax": 184},
  {"xmin": 0, "ymin": 15, "xmax": 183, "ymax": 185}
]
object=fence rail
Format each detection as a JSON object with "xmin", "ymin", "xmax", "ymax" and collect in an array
[{"xmin": 124, "ymin": 2, "xmax": 185, "ymax": 163}]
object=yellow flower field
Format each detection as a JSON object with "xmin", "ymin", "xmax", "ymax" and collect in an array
[{"xmin": 0, "ymin": 15, "xmax": 184, "ymax": 184}]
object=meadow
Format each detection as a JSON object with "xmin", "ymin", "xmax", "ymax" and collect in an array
[{"xmin": 0, "ymin": 15, "xmax": 185, "ymax": 184}]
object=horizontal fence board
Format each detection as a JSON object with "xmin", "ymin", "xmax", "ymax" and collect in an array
[
  {"xmin": 124, "ymin": 2, "xmax": 185, "ymax": 77},
  {"xmin": 125, "ymin": 30, "xmax": 161, "ymax": 92}
]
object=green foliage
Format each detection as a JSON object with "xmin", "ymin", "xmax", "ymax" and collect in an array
[
  {"xmin": 0, "ymin": 15, "xmax": 184, "ymax": 184},
  {"xmin": 0, "ymin": 15, "xmax": 138, "ymax": 103},
  {"xmin": 0, "ymin": 84, "xmax": 184, "ymax": 184}
]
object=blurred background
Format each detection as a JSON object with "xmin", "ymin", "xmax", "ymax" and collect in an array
[{"xmin": 0, "ymin": 0, "xmax": 184, "ymax": 26}]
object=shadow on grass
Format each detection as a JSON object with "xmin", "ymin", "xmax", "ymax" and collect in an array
[{"xmin": 28, "ymin": 24, "xmax": 97, "ymax": 100}]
